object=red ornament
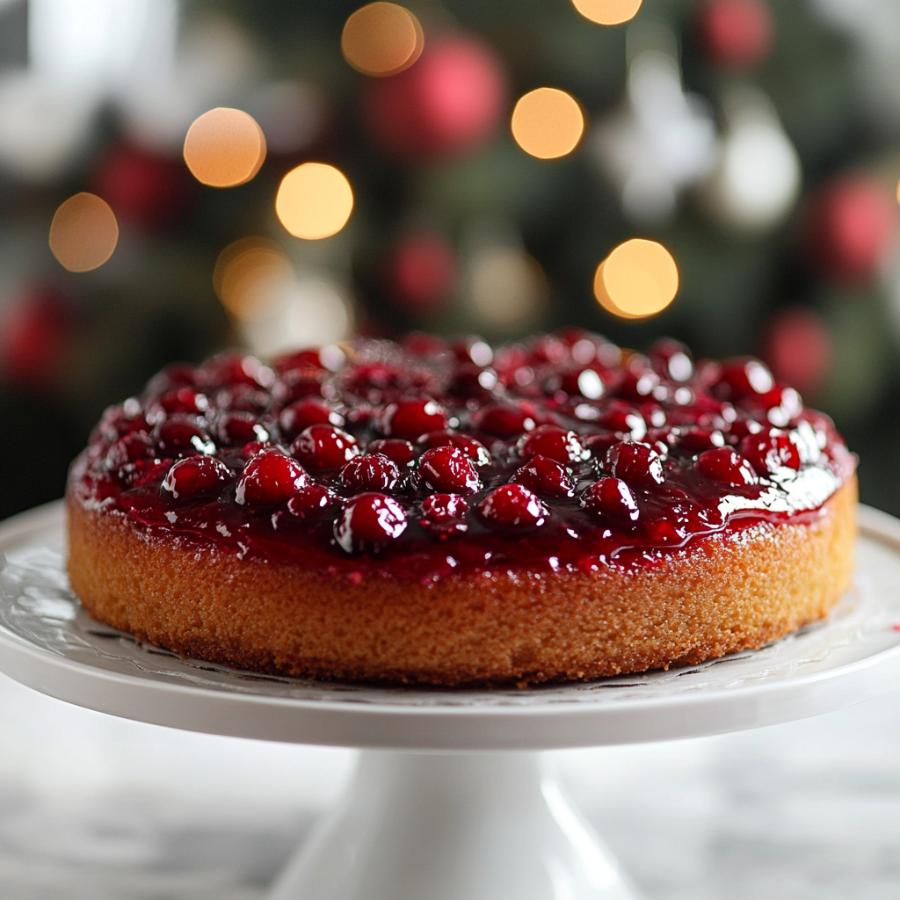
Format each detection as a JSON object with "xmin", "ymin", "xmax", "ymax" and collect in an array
[
  {"xmin": 698, "ymin": 0, "xmax": 773, "ymax": 70},
  {"xmin": 763, "ymin": 308, "xmax": 832, "ymax": 396},
  {"xmin": 92, "ymin": 143, "xmax": 191, "ymax": 229},
  {"xmin": 805, "ymin": 176, "xmax": 896, "ymax": 283},
  {"xmin": 0, "ymin": 287, "xmax": 74, "ymax": 389},
  {"xmin": 385, "ymin": 232, "xmax": 456, "ymax": 313},
  {"xmin": 363, "ymin": 35, "xmax": 505, "ymax": 159}
]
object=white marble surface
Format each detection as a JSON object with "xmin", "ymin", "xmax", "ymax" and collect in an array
[{"xmin": 0, "ymin": 666, "xmax": 898, "ymax": 900}]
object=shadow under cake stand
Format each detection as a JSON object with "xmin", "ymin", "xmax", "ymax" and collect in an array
[{"xmin": 1, "ymin": 502, "xmax": 899, "ymax": 900}]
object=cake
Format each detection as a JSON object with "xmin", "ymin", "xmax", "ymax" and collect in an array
[{"xmin": 66, "ymin": 332, "xmax": 857, "ymax": 686}]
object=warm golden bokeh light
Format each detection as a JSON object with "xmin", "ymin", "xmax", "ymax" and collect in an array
[
  {"xmin": 213, "ymin": 237, "xmax": 293, "ymax": 321},
  {"xmin": 571, "ymin": 0, "xmax": 643, "ymax": 26},
  {"xmin": 341, "ymin": 2, "xmax": 424, "ymax": 77},
  {"xmin": 183, "ymin": 107, "xmax": 267, "ymax": 188},
  {"xmin": 593, "ymin": 239, "xmax": 679, "ymax": 319},
  {"xmin": 511, "ymin": 88, "xmax": 586, "ymax": 160},
  {"xmin": 48, "ymin": 192, "xmax": 119, "ymax": 273},
  {"xmin": 275, "ymin": 163, "xmax": 355, "ymax": 240}
]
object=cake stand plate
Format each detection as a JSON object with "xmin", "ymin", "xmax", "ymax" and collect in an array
[{"xmin": 1, "ymin": 502, "xmax": 899, "ymax": 900}]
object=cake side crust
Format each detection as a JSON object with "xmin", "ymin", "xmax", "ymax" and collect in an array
[{"xmin": 66, "ymin": 478, "xmax": 857, "ymax": 686}]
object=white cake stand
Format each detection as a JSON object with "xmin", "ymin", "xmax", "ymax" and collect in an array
[{"xmin": 1, "ymin": 503, "xmax": 899, "ymax": 900}]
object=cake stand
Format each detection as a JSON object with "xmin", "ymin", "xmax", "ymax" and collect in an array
[{"xmin": 1, "ymin": 503, "xmax": 899, "ymax": 899}]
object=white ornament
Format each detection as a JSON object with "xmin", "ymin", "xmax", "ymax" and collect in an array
[
  {"xmin": 699, "ymin": 87, "xmax": 801, "ymax": 232},
  {"xmin": 592, "ymin": 25, "xmax": 717, "ymax": 224}
]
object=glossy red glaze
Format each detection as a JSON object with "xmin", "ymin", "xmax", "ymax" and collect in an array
[{"xmin": 71, "ymin": 335, "xmax": 856, "ymax": 581}]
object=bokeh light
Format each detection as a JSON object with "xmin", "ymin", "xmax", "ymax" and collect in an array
[
  {"xmin": 183, "ymin": 107, "xmax": 266, "ymax": 188},
  {"xmin": 213, "ymin": 237, "xmax": 293, "ymax": 321},
  {"xmin": 275, "ymin": 163, "xmax": 355, "ymax": 240},
  {"xmin": 511, "ymin": 88, "xmax": 586, "ymax": 160},
  {"xmin": 341, "ymin": 2, "xmax": 424, "ymax": 77},
  {"xmin": 593, "ymin": 238, "xmax": 679, "ymax": 319},
  {"xmin": 48, "ymin": 192, "xmax": 119, "ymax": 272},
  {"xmin": 571, "ymin": 0, "xmax": 643, "ymax": 26}
]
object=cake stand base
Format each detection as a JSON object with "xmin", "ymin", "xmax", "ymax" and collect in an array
[
  {"xmin": 270, "ymin": 750, "xmax": 638, "ymax": 900},
  {"xmin": 2, "ymin": 503, "xmax": 900, "ymax": 899}
]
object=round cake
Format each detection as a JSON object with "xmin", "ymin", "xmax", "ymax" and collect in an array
[{"xmin": 66, "ymin": 332, "xmax": 857, "ymax": 686}]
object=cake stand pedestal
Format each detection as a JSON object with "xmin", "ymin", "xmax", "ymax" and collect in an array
[{"xmin": 1, "ymin": 503, "xmax": 899, "ymax": 900}]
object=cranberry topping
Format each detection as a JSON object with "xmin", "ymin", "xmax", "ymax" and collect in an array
[
  {"xmin": 153, "ymin": 416, "xmax": 216, "ymax": 457},
  {"xmin": 162, "ymin": 456, "xmax": 230, "ymax": 501},
  {"xmin": 339, "ymin": 453, "xmax": 401, "ymax": 493},
  {"xmin": 367, "ymin": 438, "xmax": 416, "ymax": 466},
  {"xmin": 418, "ymin": 446, "xmax": 481, "ymax": 494},
  {"xmin": 696, "ymin": 447, "xmax": 758, "ymax": 487},
  {"xmin": 474, "ymin": 403, "xmax": 536, "ymax": 438},
  {"xmin": 333, "ymin": 493, "xmax": 408, "ymax": 553},
  {"xmin": 73, "ymin": 334, "xmax": 854, "ymax": 579},
  {"xmin": 605, "ymin": 441, "xmax": 665, "ymax": 486},
  {"xmin": 420, "ymin": 493, "xmax": 470, "ymax": 539},
  {"xmin": 279, "ymin": 400, "xmax": 343, "ymax": 438},
  {"xmin": 236, "ymin": 450, "xmax": 310, "ymax": 505},
  {"xmin": 287, "ymin": 484, "xmax": 337, "ymax": 520},
  {"xmin": 714, "ymin": 358, "xmax": 775, "ymax": 399},
  {"xmin": 291, "ymin": 425, "xmax": 360, "ymax": 470},
  {"xmin": 581, "ymin": 477, "xmax": 640, "ymax": 524},
  {"xmin": 381, "ymin": 398, "xmax": 448, "ymax": 439},
  {"xmin": 216, "ymin": 412, "xmax": 270, "ymax": 446},
  {"xmin": 477, "ymin": 484, "xmax": 549, "ymax": 532},
  {"xmin": 518, "ymin": 424, "xmax": 589, "ymax": 465},
  {"xmin": 740, "ymin": 430, "xmax": 802, "ymax": 475},
  {"xmin": 511, "ymin": 455, "xmax": 575, "ymax": 498},
  {"xmin": 418, "ymin": 431, "xmax": 491, "ymax": 467}
]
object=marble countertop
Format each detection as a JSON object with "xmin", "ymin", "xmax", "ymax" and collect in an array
[{"xmin": 0, "ymin": 666, "xmax": 898, "ymax": 900}]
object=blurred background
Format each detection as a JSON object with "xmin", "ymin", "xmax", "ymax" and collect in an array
[{"xmin": 1, "ymin": 0, "xmax": 899, "ymax": 518}]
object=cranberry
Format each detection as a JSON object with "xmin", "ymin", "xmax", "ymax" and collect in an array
[
  {"xmin": 155, "ymin": 387, "xmax": 209, "ymax": 417},
  {"xmin": 291, "ymin": 425, "xmax": 360, "ymax": 470},
  {"xmin": 527, "ymin": 334, "xmax": 567, "ymax": 365},
  {"xmin": 476, "ymin": 484, "xmax": 549, "ymax": 532},
  {"xmin": 402, "ymin": 332, "xmax": 447, "ymax": 357},
  {"xmin": 449, "ymin": 363, "xmax": 498, "ymax": 398},
  {"xmin": 593, "ymin": 402, "xmax": 646, "ymax": 439},
  {"xmin": 740, "ymin": 430, "xmax": 802, "ymax": 475},
  {"xmin": 418, "ymin": 446, "xmax": 481, "ymax": 494},
  {"xmin": 511, "ymin": 455, "xmax": 575, "ymax": 498},
  {"xmin": 728, "ymin": 418, "xmax": 764, "ymax": 442},
  {"xmin": 367, "ymin": 438, "xmax": 416, "ymax": 466},
  {"xmin": 153, "ymin": 416, "xmax": 216, "ymax": 457},
  {"xmin": 676, "ymin": 427, "xmax": 725, "ymax": 453},
  {"xmin": 279, "ymin": 400, "xmax": 343, "ymax": 438},
  {"xmin": 418, "ymin": 431, "xmax": 491, "ymax": 467},
  {"xmin": 333, "ymin": 493, "xmax": 408, "ymax": 553},
  {"xmin": 118, "ymin": 458, "xmax": 173, "ymax": 489},
  {"xmin": 420, "ymin": 493, "xmax": 470, "ymax": 539},
  {"xmin": 605, "ymin": 441, "xmax": 665, "ymax": 486},
  {"xmin": 276, "ymin": 370, "xmax": 326, "ymax": 403},
  {"xmin": 714, "ymin": 358, "xmax": 774, "ymax": 399},
  {"xmin": 745, "ymin": 385, "xmax": 803, "ymax": 428},
  {"xmin": 214, "ymin": 384, "xmax": 270, "ymax": 413},
  {"xmin": 161, "ymin": 456, "xmax": 231, "ymax": 501},
  {"xmin": 216, "ymin": 413, "xmax": 270, "ymax": 446},
  {"xmin": 381, "ymin": 398, "xmax": 448, "ymax": 439},
  {"xmin": 558, "ymin": 367, "xmax": 605, "ymax": 400},
  {"xmin": 236, "ymin": 450, "xmax": 310, "ymax": 505},
  {"xmin": 648, "ymin": 338, "xmax": 694, "ymax": 381},
  {"xmin": 616, "ymin": 367, "xmax": 660, "ymax": 401},
  {"xmin": 581, "ymin": 477, "xmax": 640, "ymax": 524},
  {"xmin": 202, "ymin": 352, "xmax": 275, "ymax": 389},
  {"xmin": 105, "ymin": 432, "xmax": 153, "ymax": 470},
  {"xmin": 518, "ymin": 424, "xmax": 588, "ymax": 465},
  {"xmin": 696, "ymin": 447, "xmax": 758, "ymax": 486},
  {"xmin": 451, "ymin": 337, "xmax": 493, "ymax": 367},
  {"xmin": 474, "ymin": 403, "xmax": 536, "ymax": 438},
  {"xmin": 287, "ymin": 484, "xmax": 337, "ymax": 520},
  {"xmin": 339, "ymin": 453, "xmax": 401, "ymax": 493}
]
